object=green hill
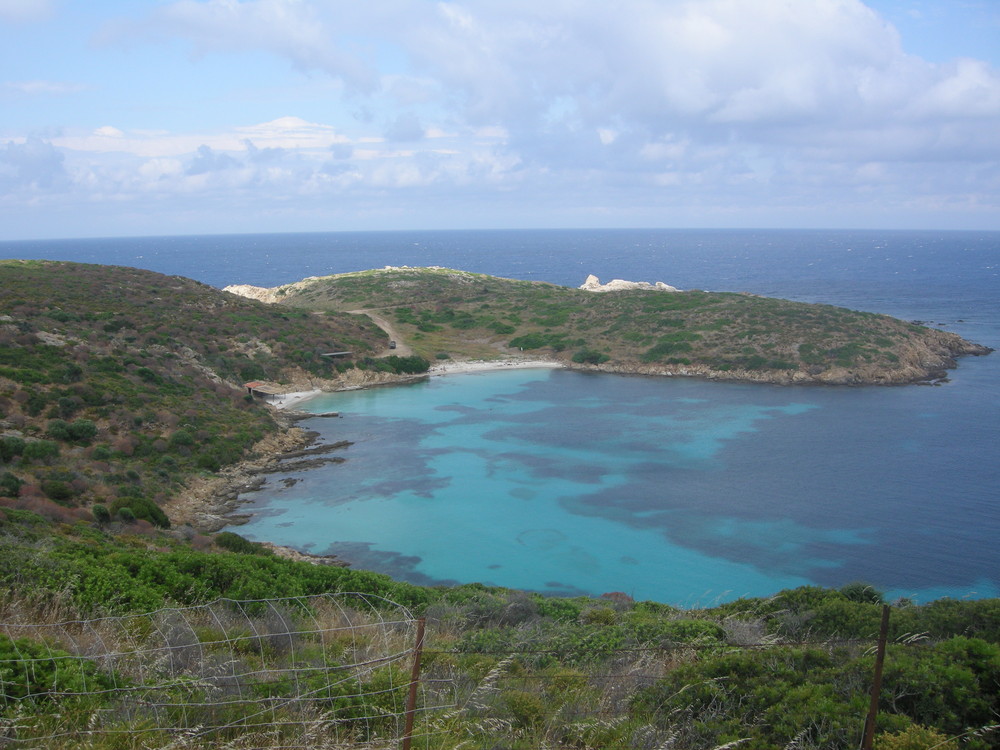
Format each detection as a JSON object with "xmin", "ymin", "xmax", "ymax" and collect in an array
[
  {"xmin": 233, "ymin": 266, "xmax": 991, "ymax": 385},
  {"xmin": 0, "ymin": 260, "xmax": 403, "ymax": 525}
]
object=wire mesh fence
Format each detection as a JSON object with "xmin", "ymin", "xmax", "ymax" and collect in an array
[
  {"xmin": 0, "ymin": 593, "xmax": 452, "ymax": 749},
  {"xmin": 4, "ymin": 595, "xmax": 993, "ymax": 750}
]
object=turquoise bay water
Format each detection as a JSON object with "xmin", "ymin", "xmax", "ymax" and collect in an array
[{"xmin": 236, "ymin": 367, "xmax": 1000, "ymax": 605}]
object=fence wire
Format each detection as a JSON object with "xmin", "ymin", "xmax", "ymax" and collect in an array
[
  {"xmin": 0, "ymin": 593, "xmax": 452, "ymax": 749},
  {"xmin": 0, "ymin": 595, "xmax": 947, "ymax": 750}
]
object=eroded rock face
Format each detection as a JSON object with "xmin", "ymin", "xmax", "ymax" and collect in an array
[
  {"xmin": 223, "ymin": 284, "xmax": 279, "ymax": 303},
  {"xmin": 580, "ymin": 274, "xmax": 680, "ymax": 292}
]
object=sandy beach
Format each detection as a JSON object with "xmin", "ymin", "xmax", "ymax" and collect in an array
[
  {"xmin": 271, "ymin": 389, "xmax": 326, "ymax": 410},
  {"xmin": 427, "ymin": 358, "xmax": 564, "ymax": 377},
  {"xmin": 270, "ymin": 358, "xmax": 565, "ymax": 411}
]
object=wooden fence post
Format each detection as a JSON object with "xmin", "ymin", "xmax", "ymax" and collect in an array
[
  {"xmin": 861, "ymin": 605, "xmax": 891, "ymax": 750},
  {"xmin": 402, "ymin": 617, "xmax": 426, "ymax": 750}
]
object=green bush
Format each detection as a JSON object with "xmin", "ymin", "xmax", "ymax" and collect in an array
[
  {"xmin": 633, "ymin": 646, "xmax": 871, "ymax": 748},
  {"xmin": 215, "ymin": 531, "xmax": 271, "ymax": 555},
  {"xmin": 169, "ymin": 430, "xmax": 195, "ymax": 449},
  {"xmin": 0, "ymin": 471, "xmax": 23, "ymax": 497},
  {"xmin": 0, "ymin": 436, "xmax": 26, "ymax": 462},
  {"xmin": 385, "ymin": 355, "xmax": 430, "ymax": 374},
  {"xmin": 45, "ymin": 419, "xmax": 73, "ymax": 441},
  {"xmin": 110, "ymin": 496, "xmax": 169, "ymax": 528},
  {"xmin": 839, "ymin": 581, "xmax": 885, "ymax": 604},
  {"xmin": 359, "ymin": 355, "xmax": 431, "ymax": 375},
  {"xmin": 509, "ymin": 332, "xmax": 565, "ymax": 350},
  {"xmin": 46, "ymin": 419, "xmax": 97, "ymax": 444},
  {"xmin": 505, "ymin": 689, "xmax": 547, "ymax": 729},
  {"xmin": 875, "ymin": 724, "xmax": 959, "ymax": 750},
  {"xmin": 21, "ymin": 440, "xmax": 60, "ymax": 463},
  {"xmin": 67, "ymin": 419, "xmax": 97, "ymax": 443},
  {"xmin": 571, "ymin": 349, "xmax": 610, "ymax": 365},
  {"xmin": 880, "ymin": 637, "xmax": 1000, "ymax": 738},
  {"xmin": 0, "ymin": 635, "xmax": 114, "ymax": 706},
  {"xmin": 41, "ymin": 480, "xmax": 75, "ymax": 504},
  {"xmin": 640, "ymin": 331, "xmax": 702, "ymax": 362}
]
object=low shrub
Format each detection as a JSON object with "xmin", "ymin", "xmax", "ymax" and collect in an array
[{"xmin": 214, "ymin": 531, "xmax": 271, "ymax": 555}]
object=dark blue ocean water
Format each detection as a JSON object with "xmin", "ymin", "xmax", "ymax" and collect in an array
[{"xmin": 4, "ymin": 229, "xmax": 998, "ymax": 604}]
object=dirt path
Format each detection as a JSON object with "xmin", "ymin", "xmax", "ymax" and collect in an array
[{"xmin": 348, "ymin": 309, "xmax": 413, "ymax": 356}]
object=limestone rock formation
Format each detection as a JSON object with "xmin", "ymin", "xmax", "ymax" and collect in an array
[
  {"xmin": 223, "ymin": 284, "xmax": 279, "ymax": 303},
  {"xmin": 580, "ymin": 274, "xmax": 680, "ymax": 292}
]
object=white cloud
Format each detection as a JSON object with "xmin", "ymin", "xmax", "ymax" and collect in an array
[
  {"xmin": 0, "ymin": 0, "xmax": 52, "ymax": 22},
  {"xmin": 50, "ymin": 117, "xmax": 350, "ymax": 158},
  {"xmin": 125, "ymin": 0, "xmax": 998, "ymax": 163},
  {"xmin": 138, "ymin": 158, "xmax": 184, "ymax": 182},
  {"xmin": 0, "ymin": 137, "xmax": 68, "ymax": 190},
  {"xmin": 3, "ymin": 80, "xmax": 86, "ymax": 96},
  {"xmin": 146, "ymin": 0, "xmax": 383, "ymax": 92},
  {"xmin": 114, "ymin": 0, "xmax": 1000, "ymax": 145},
  {"xmin": 907, "ymin": 58, "xmax": 1000, "ymax": 118},
  {"xmin": 398, "ymin": 0, "xmax": 997, "ymax": 168},
  {"xmin": 384, "ymin": 113, "xmax": 425, "ymax": 142},
  {"xmin": 2, "ymin": 0, "xmax": 997, "ymax": 234},
  {"xmin": 233, "ymin": 117, "xmax": 350, "ymax": 148},
  {"xmin": 596, "ymin": 128, "xmax": 617, "ymax": 146}
]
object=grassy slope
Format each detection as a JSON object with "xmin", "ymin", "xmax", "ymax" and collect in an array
[
  {"xmin": 266, "ymin": 267, "xmax": 990, "ymax": 384},
  {"xmin": 2, "ymin": 513, "xmax": 999, "ymax": 749}
]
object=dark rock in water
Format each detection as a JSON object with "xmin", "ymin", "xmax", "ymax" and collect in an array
[
  {"xmin": 278, "ymin": 440, "xmax": 352, "ymax": 459},
  {"xmin": 266, "ymin": 456, "xmax": 346, "ymax": 473}
]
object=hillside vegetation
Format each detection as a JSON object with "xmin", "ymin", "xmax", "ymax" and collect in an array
[
  {"xmin": 0, "ymin": 260, "xmax": 423, "ymax": 526},
  {"xmin": 1, "ymin": 260, "xmax": 998, "ymax": 749},
  {"xmin": 232, "ymin": 266, "xmax": 991, "ymax": 385},
  {"xmin": 1, "ymin": 514, "xmax": 999, "ymax": 749}
]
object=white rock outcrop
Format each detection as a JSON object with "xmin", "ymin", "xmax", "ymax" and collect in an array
[
  {"xmin": 579, "ymin": 274, "xmax": 680, "ymax": 293},
  {"xmin": 223, "ymin": 284, "xmax": 280, "ymax": 303}
]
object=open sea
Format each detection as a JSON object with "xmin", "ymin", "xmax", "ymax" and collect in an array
[{"xmin": 3, "ymin": 228, "xmax": 998, "ymax": 605}]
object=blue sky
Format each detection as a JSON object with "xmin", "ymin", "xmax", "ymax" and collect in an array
[{"xmin": 1, "ymin": 0, "xmax": 998, "ymax": 239}]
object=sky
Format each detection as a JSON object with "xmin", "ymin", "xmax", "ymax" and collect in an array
[{"xmin": 1, "ymin": 0, "xmax": 998, "ymax": 240}]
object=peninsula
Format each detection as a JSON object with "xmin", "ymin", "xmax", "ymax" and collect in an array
[{"xmin": 225, "ymin": 265, "xmax": 991, "ymax": 386}]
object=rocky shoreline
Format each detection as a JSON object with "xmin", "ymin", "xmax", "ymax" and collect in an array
[{"xmin": 164, "ymin": 417, "xmax": 353, "ymax": 566}]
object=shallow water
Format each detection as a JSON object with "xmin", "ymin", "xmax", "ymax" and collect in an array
[{"xmin": 236, "ymin": 366, "xmax": 1000, "ymax": 605}]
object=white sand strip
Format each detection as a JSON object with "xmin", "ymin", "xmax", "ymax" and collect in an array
[
  {"xmin": 271, "ymin": 390, "xmax": 324, "ymax": 410},
  {"xmin": 427, "ymin": 359, "xmax": 564, "ymax": 376},
  {"xmin": 271, "ymin": 359, "xmax": 563, "ymax": 410}
]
